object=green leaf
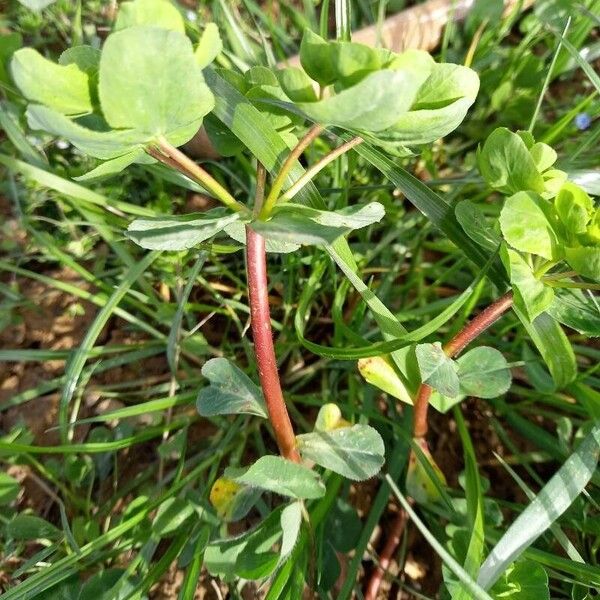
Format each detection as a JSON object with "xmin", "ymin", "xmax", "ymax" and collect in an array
[
  {"xmin": 548, "ymin": 288, "xmax": 600, "ymax": 337},
  {"xmin": 357, "ymin": 355, "xmax": 413, "ymax": 405},
  {"xmin": 59, "ymin": 45, "xmax": 101, "ymax": 76},
  {"xmin": 455, "ymin": 347, "xmax": 511, "ymax": 399},
  {"xmin": 251, "ymin": 202, "xmax": 384, "ymax": 246},
  {"xmin": 299, "ymin": 29, "xmax": 337, "ymax": 86},
  {"xmin": 499, "ymin": 192, "xmax": 559, "ymax": 260},
  {"xmin": 75, "ymin": 149, "xmax": 147, "ymax": 181},
  {"xmin": 26, "ymin": 104, "xmax": 142, "ymax": 159},
  {"xmin": 276, "ymin": 67, "xmax": 318, "ymax": 103},
  {"xmin": 455, "ymin": 200, "xmax": 502, "ymax": 253},
  {"xmin": 296, "ymin": 424, "xmax": 385, "ymax": 481},
  {"xmin": 0, "ymin": 472, "xmax": 20, "ymax": 505},
  {"xmin": 489, "ymin": 560, "xmax": 549, "ymax": 600},
  {"xmin": 415, "ymin": 342, "xmax": 459, "ymax": 398},
  {"xmin": 7, "ymin": 515, "xmax": 61, "ymax": 541},
  {"xmin": 223, "ymin": 220, "xmax": 300, "ymax": 253},
  {"xmin": 279, "ymin": 502, "xmax": 302, "ymax": 559},
  {"xmin": 297, "ymin": 69, "xmax": 422, "ymax": 132},
  {"xmin": 16, "ymin": 0, "xmax": 55, "ymax": 9},
  {"xmin": 477, "ymin": 425, "xmax": 600, "ymax": 589},
  {"xmin": 381, "ymin": 63, "xmax": 480, "ymax": 145},
  {"xmin": 555, "ymin": 182, "xmax": 594, "ymax": 235},
  {"xmin": 406, "ymin": 439, "xmax": 448, "ymax": 505},
  {"xmin": 478, "ymin": 128, "xmax": 545, "ymax": 195},
  {"xmin": 195, "ymin": 23, "xmax": 222, "ymax": 69},
  {"xmin": 565, "ymin": 246, "xmax": 600, "ymax": 281},
  {"xmin": 501, "ymin": 246, "xmax": 554, "ymax": 321},
  {"xmin": 126, "ymin": 209, "xmax": 240, "ymax": 251},
  {"xmin": 152, "ymin": 497, "xmax": 194, "ymax": 537},
  {"xmin": 196, "ymin": 357, "xmax": 267, "ymax": 418},
  {"xmin": 225, "ymin": 456, "xmax": 325, "ymax": 499},
  {"xmin": 114, "ymin": 0, "xmax": 185, "ymax": 32},
  {"xmin": 204, "ymin": 509, "xmax": 282, "ymax": 580},
  {"xmin": 78, "ymin": 569, "xmax": 139, "ymax": 600},
  {"xmin": 11, "ymin": 48, "xmax": 92, "ymax": 115},
  {"xmin": 99, "ymin": 26, "xmax": 213, "ymax": 145}
]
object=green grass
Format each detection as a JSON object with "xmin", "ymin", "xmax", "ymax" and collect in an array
[{"xmin": 1, "ymin": 0, "xmax": 600, "ymax": 598}]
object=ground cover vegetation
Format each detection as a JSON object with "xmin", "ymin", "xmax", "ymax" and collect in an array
[{"xmin": 0, "ymin": 0, "xmax": 599, "ymax": 597}]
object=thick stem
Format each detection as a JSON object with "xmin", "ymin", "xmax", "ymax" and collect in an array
[
  {"xmin": 260, "ymin": 124, "xmax": 324, "ymax": 219},
  {"xmin": 364, "ymin": 508, "xmax": 409, "ymax": 600},
  {"xmin": 413, "ymin": 291, "xmax": 514, "ymax": 439},
  {"xmin": 246, "ymin": 225, "xmax": 301, "ymax": 462}
]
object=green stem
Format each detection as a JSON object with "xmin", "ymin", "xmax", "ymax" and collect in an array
[
  {"xmin": 259, "ymin": 124, "xmax": 324, "ymax": 219},
  {"xmin": 151, "ymin": 137, "xmax": 247, "ymax": 214}
]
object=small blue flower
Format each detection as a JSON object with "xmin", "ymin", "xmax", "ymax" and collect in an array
[{"xmin": 575, "ymin": 113, "xmax": 592, "ymax": 131}]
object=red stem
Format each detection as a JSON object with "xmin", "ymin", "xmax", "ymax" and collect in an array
[
  {"xmin": 246, "ymin": 225, "xmax": 301, "ymax": 462},
  {"xmin": 364, "ymin": 508, "xmax": 409, "ymax": 600},
  {"xmin": 413, "ymin": 291, "xmax": 514, "ymax": 439}
]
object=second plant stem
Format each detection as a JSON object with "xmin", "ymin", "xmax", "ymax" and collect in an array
[{"xmin": 413, "ymin": 291, "xmax": 514, "ymax": 438}]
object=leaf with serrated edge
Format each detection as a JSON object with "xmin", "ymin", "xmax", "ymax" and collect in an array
[
  {"xmin": 297, "ymin": 425, "xmax": 385, "ymax": 481},
  {"xmin": 225, "ymin": 456, "xmax": 325, "ymax": 499}
]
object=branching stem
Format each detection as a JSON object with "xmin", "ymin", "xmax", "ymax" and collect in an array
[
  {"xmin": 278, "ymin": 136, "xmax": 364, "ymax": 203},
  {"xmin": 413, "ymin": 291, "xmax": 514, "ymax": 438},
  {"xmin": 260, "ymin": 124, "xmax": 324, "ymax": 219}
]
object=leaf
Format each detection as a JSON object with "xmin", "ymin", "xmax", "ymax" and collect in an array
[
  {"xmin": 204, "ymin": 509, "xmax": 282, "ymax": 580},
  {"xmin": 225, "ymin": 456, "xmax": 325, "ymax": 499},
  {"xmin": 152, "ymin": 497, "xmax": 194, "ymax": 537},
  {"xmin": 313, "ymin": 403, "xmax": 351, "ymax": 431},
  {"xmin": 99, "ymin": 26, "xmax": 213, "ymax": 146},
  {"xmin": 16, "ymin": 0, "xmax": 56, "ymax": 11},
  {"xmin": 357, "ymin": 355, "xmax": 413, "ymax": 405},
  {"xmin": 223, "ymin": 220, "xmax": 300, "ymax": 253},
  {"xmin": 565, "ymin": 246, "xmax": 600, "ymax": 281},
  {"xmin": 78, "ymin": 569, "xmax": 139, "ymax": 600},
  {"xmin": 59, "ymin": 46, "xmax": 101, "ymax": 76},
  {"xmin": 477, "ymin": 425, "xmax": 600, "ymax": 590},
  {"xmin": 555, "ymin": 182, "xmax": 594, "ymax": 235},
  {"xmin": 209, "ymin": 476, "xmax": 262, "ymax": 522},
  {"xmin": 251, "ymin": 202, "xmax": 384, "ymax": 246},
  {"xmin": 279, "ymin": 502, "xmax": 302, "ymax": 559},
  {"xmin": 547, "ymin": 288, "xmax": 600, "ymax": 337},
  {"xmin": 75, "ymin": 149, "xmax": 147, "ymax": 181},
  {"xmin": 26, "ymin": 104, "xmax": 142, "ymax": 159},
  {"xmin": 196, "ymin": 357, "xmax": 267, "ymax": 418},
  {"xmin": 415, "ymin": 342, "xmax": 460, "ymax": 398},
  {"xmin": 195, "ymin": 23, "xmax": 222, "ymax": 69},
  {"xmin": 297, "ymin": 69, "xmax": 423, "ymax": 132},
  {"xmin": 0, "ymin": 472, "xmax": 20, "ymax": 505},
  {"xmin": 455, "ymin": 200, "xmax": 502, "ymax": 253},
  {"xmin": 276, "ymin": 67, "xmax": 317, "ymax": 103},
  {"xmin": 489, "ymin": 560, "xmax": 550, "ymax": 600},
  {"xmin": 114, "ymin": 0, "xmax": 185, "ymax": 32},
  {"xmin": 455, "ymin": 346, "xmax": 511, "ymax": 399},
  {"xmin": 299, "ymin": 29, "xmax": 337, "ymax": 86},
  {"xmin": 501, "ymin": 246, "xmax": 554, "ymax": 321},
  {"xmin": 381, "ymin": 63, "xmax": 480, "ymax": 145},
  {"xmin": 499, "ymin": 192, "xmax": 559, "ymax": 260},
  {"xmin": 478, "ymin": 128, "xmax": 544, "ymax": 195},
  {"xmin": 296, "ymin": 424, "xmax": 385, "ymax": 481},
  {"xmin": 6, "ymin": 515, "xmax": 61, "ymax": 541},
  {"xmin": 11, "ymin": 48, "xmax": 92, "ymax": 115},
  {"xmin": 126, "ymin": 209, "xmax": 240, "ymax": 251},
  {"xmin": 406, "ymin": 439, "xmax": 447, "ymax": 505}
]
